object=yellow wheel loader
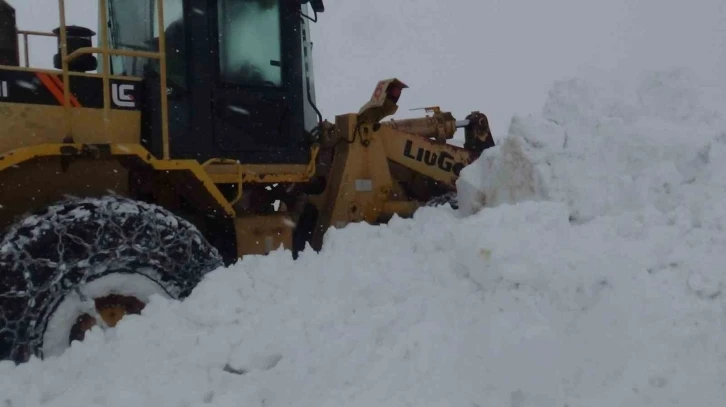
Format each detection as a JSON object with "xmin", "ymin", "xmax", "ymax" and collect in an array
[{"xmin": 0, "ymin": 0, "xmax": 495, "ymax": 363}]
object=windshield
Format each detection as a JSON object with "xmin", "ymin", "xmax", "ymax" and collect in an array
[{"xmin": 106, "ymin": 0, "xmax": 186, "ymax": 87}]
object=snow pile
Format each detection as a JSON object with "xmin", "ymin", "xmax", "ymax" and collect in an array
[
  {"xmin": 458, "ymin": 68, "xmax": 726, "ymax": 222},
  {"xmin": 2, "ymin": 68, "xmax": 726, "ymax": 406}
]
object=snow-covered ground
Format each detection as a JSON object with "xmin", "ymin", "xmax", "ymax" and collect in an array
[{"xmin": 2, "ymin": 67, "xmax": 725, "ymax": 406}]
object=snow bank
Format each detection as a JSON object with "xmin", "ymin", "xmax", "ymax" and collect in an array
[
  {"xmin": 2, "ymin": 68, "xmax": 726, "ymax": 406},
  {"xmin": 458, "ymin": 68, "xmax": 726, "ymax": 222}
]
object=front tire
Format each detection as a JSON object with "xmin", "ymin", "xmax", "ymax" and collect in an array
[
  {"xmin": 425, "ymin": 191, "xmax": 459, "ymax": 209},
  {"xmin": 0, "ymin": 196, "xmax": 223, "ymax": 363}
]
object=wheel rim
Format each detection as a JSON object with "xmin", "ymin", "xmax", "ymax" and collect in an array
[
  {"xmin": 95, "ymin": 294, "xmax": 146, "ymax": 327},
  {"xmin": 68, "ymin": 293, "xmax": 147, "ymax": 343},
  {"xmin": 42, "ymin": 272, "xmax": 172, "ymax": 358}
]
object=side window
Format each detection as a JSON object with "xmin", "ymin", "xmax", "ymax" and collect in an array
[
  {"xmin": 106, "ymin": 0, "xmax": 185, "ymax": 87},
  {"xmin": 154, "ymin": 0, "xmax": 187, "ymax": 88},
  {"xmin": 107, "ymin": 0, "xmax": 156, "ymax": 77},
  {"xmin": 217, "ymin": 0, "xmax": 283, "ymax": 87}
]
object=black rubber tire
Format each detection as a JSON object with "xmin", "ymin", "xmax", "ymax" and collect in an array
[
  {"xmin": 292, "ymin": 203, "xmax": 320, "ymax": 259},
  {"xmin": 0, "ymin": 196, "xmax": 224, "ymax": 363}
]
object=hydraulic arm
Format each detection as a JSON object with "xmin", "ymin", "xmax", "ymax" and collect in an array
[
  {"xmin": 380, "ymin": 107, "xmax": 494, "ymax": 187},
  {"xmin": 305, "ymin": 79, "xmax": 495, "ymax": 249}
]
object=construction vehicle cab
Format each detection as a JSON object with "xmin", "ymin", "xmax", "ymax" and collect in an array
[{"xmin": 99, "ymin": 0, "xmax": 320, "ymax": 164}]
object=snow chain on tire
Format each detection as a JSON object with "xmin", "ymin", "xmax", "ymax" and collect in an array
[
  {"xmin": 0, "ymin": 196, "xmax": 224, "ymax": 363},
  {"xmin": 425, "ymin": 191, "xmax": 459, "ymax": 209}
]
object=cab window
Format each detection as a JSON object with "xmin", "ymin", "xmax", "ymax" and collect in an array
[
  {"xmin": 217, "ymin": 0, "xmax": 283, "ymax": 87},
  {"xmin": 107, "ymin": 0, "xmax": 186, "ymax": 88}
]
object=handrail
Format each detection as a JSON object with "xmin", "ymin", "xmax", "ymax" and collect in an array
[
  {"xmin": 16, "ymin": 30, "xmax": 56, "ymax": 37},
  {"xmin": 15, "ymin": 1, "xmax": 171, "ymax": 160},
  {"xmin": 47, "ymin": 0, "xmax": 171, "ymax": 159},
  {"xmin": 98, "ymin": 0, "xmax": 111, "ymax": 139},
  {"xmin": 156, "ymin": 0, "xmax": 170, "ymax": 160},
  {"xmin": 58, "ymin": 0, "xmax": 71, "ymax": 137},
  {"xmin": 64, "ymin": 47, "xmax": 162, "ymax": 64},
  {"xmin": 16, "ymin": 30, "xmax": 57, "ymax": 68}
]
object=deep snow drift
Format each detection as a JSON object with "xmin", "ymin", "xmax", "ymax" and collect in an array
[{"xmin": 2, "ymin": 68, "xmax": 726, "ymax": 406}]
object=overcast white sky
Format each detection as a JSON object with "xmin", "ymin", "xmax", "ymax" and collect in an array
[{"xmin": 9, "ymin": 0, "xmax": 726, "ymax": 136}]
